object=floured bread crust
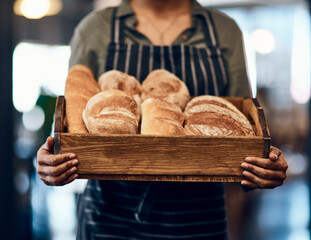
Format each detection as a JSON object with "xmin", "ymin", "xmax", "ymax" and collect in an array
[
  {"xmin": 141, "ymin": 98, "xmax": 184, "ymax": 136},
  {"xmin": 141, "ymin": 69, "xmax": 190, "ymax": 109},
  {"xmin": 65, "ymin": 64, "xmax": 100, "ymax": 133},
  {"xmin": 184, "ymin": 95, "xmax": 255, "ymax": 136},
  {"xmin": 83, "ymin": 90, "xmax": 140, "ymax": 134},
  {"xmin": 98, "ymin": 70, "xmax": 142, "ymax": 106}
]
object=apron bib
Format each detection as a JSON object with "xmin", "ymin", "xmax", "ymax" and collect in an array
[
  {"xmin": 77, "ymin": 7, "xmax": 229, "ymax": 240},
  {"xmin": 105, "ymin": 7, "xmax": 228, "ymax": 96}
]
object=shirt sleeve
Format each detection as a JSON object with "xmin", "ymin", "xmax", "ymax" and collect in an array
[
  {"xmin": 69, "ymin": 27, "xmax": 98, "ymax": 75},
  {"xmin": 68, "ymin": 9, "xmax": 112, "ymax": 78},
  {"xmin": 211, "ymin": 10, "xmax": 253, "ymax": 98},
  {"xmin": 224, "ymin": 22, "xmax": 252, "ymax": 98}
]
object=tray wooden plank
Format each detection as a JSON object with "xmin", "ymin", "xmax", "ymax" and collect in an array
[{"xmin": 54, "ymin": 96, "xmax": 271, "ymax": 182}]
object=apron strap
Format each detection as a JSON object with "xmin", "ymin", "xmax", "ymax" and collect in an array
[
  {"xmin": 110, "ymin": 7, "xmax": 125, "ymax": 44},
  {"xmin": 199, "ymin": 9, "xmax": 219, "ymax": 48},
  {"xmin": 199, "ymin": 9, "xmax": 228, "ymax": 91}
]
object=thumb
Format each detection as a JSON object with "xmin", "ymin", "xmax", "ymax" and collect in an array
[
  {"xmin": 43, "ymin": 136, "xmax": 54, "ymax": 153},
  {"xmin": 269, "ymin": 146, "xmax": 282, "ymax": 162}
]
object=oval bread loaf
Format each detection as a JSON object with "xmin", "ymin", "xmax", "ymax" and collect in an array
[
  {"xmin": 141, "ymin": 69, "xmax": 190, "ymax": 109},
  {"xmin": 98, "ymin": 70, "xmax": 142, "ymax": 106},
  {"xmin": 141, "ymin": 98, "xmax": 184, "ymax": 136},
  {"xmin": 184, "ymin": 95, "xmax": 255, "ymax": 136},
  {"xmin": 65, "ymin": 64, "xmax": 100, "ymax": 133},
  {"xmin": 83, "ymin": 90, "xmax": 140, "ymax": 134}
]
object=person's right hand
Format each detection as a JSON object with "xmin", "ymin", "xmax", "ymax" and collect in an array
[{"xmin": 36, "ymin": 136, "xmax": 79, "ymax": 186}]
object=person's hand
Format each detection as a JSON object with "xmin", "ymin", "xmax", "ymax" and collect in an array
[
  {"xmin": 36, "ymin": 136, "xmax": 79, "ymax": 186},
  {"xmin": 240, "ymin": 146, "xmax": 288, "ymax": 189}
]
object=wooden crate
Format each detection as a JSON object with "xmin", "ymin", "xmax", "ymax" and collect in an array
[{"xmin": 54, "ymin": 96, "xmax": 271, "ymax": 182}]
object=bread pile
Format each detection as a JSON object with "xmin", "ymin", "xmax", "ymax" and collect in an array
[{"xmin": 65, "ymin": 65, "xmax": 255, "ymax": 136}]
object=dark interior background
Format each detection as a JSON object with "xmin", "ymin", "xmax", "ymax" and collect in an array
[{"xmin": 1, "ymin": 0, "xmax": 311, "ymax": 239}]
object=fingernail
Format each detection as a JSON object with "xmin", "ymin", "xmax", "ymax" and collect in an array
[
  {"xmin": 72, "ymin": 159, "xmax": 79, "ymax": 165},
  {"xmin": 71, "ymin": 167, "xmax": 77, "ymax": 173},
  {"xmin": 73, "ymin": 174, "xmax": 79, "ymax": 179},
  {"xmin": 241, "ymin": 180, "xmax": 247, "ymax": 185},
  {"xmin": 241, "ymin": 162, "xmax": 248, "ymax": 168},
  {"xmin": 273, "ymin": 154, "xmax": 278, "ymax": 160},
  {"xmin": 245, "ymin": 157, "xmax": 252, "ymax": 161},
  {"xmin": 69, "ymin": 154, "xmax": 76, "ymax": 159}
]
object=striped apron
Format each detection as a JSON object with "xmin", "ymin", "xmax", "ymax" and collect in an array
[{"xmin": 77, "ymin": 7, "xmax": 229, "ymax": 240}]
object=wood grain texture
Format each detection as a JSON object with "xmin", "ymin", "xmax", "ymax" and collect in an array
[
  {"xmin": 78, "ymin": 174, "xmax": 245, "ymax": 182},
  {"xmin": 60, "ymin": 134, "xmax": 263, "ymax": 176},
  {"xmin": 54, "ymin": 96, "xmax": 65, "ymax": 154},
  {"xmin": 54, "ymin": 96, "xmax": 271, "ymax": 182}
]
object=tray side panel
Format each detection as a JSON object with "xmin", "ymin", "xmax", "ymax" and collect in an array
[{"xmin": 61, "ymin": 134, "xmax": 264, "ymax": 177}]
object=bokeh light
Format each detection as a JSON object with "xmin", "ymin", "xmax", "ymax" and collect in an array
[
  {"xmin": 251, "ymin": 29, "xmax": 276, "ymax": 54},
  {"xmin": 22, "ymin": 106, "xmax": 45, "ymax": 132}
]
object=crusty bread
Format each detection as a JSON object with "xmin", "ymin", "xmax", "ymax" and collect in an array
[
  {"xmin": 83, "ymin": 90, "xmax": 139, "ymax": 134},
  {"xmin": 141, "ymin": 69, "xmax": 190, "ymax": 109},
  {"xmin": 65, "ymin": 64, "xmax": 100, "ymax": 133},
  {"xmin": 184, "ymin": 95, "xmax": 255, "ymax": 136},
  {"xmin": 98, "ymin": 70, "xmax": 142, "ymax": 106},
  {"xmin": 141, "ymin": 98, "xmax": 184, "ymax": 136}
]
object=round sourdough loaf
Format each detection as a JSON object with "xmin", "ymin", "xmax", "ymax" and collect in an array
[
  {"xmin": 83, "ymin": 90, "xmax": 140, "ymax": 134},
  {"xmin": 98, "ymin": 70, "xmax": 142, "ymax": 106},
  {"xmin": 141, "ymin": 69, "xmax": 190, "ymax": 109},
  {"xmin": 184, "ymin": 95, "xmax": 255, "ymax": 136}
]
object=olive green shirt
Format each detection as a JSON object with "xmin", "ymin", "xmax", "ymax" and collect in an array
[{"xmin": 69, "ymin": 0, "xmax": 252, "ymax": 97}]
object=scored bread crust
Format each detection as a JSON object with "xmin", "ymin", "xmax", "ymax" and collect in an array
[
  {"xmin": 141, "ymin": 69, "xmax": 190, "ymax": 109},
  {"xmin": 141, "ymin": 98, "xmax": 184, "ymax": 136},
  {"xmin": 184, "ymin": 95, "xmax": 255, "ymax": 136},
  {"xmin": 65, "ymin": 64, "xmax": 100, "ymax": 133},
  {"xmin": 83, "ymin": 90, "xmax": 139, "ymax": 134},
  {"xmin": 98, "ymin": 70, "xmax": 142, "ymax": 106}
]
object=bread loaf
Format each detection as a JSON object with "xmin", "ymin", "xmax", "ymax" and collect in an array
[
  {"xmin": 65, "ymin": 64, "xmax": 100, "ymax": 133},
  {"xmin": 83, "ymin": 90, "xmax": 140, "ymax": 134},
  {"xmin": 184, "ymin": 95, "xmax": 255, "ymax": 136},
  {"xmin": 98, "ymin": 70, "xmax": 142, "ymax": 105},
  {"xmin": 141, "ymin": 69, "xmax": 190, "ymax": 109},
  {"xmin": 141, "ymin": 98, "xmax": 184, "ymax": 135}
]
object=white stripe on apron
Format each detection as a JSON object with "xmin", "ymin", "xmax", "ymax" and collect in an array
[
  {"xmin": 181, "ymin": 44, "xmax": 186, "ymax": 82},
  {"xmin": 189, "ymin": 46, "xmax": 198, "ymax": 96},
  {"xmin": 197, "ymin": 48, "xmax": 209, "ymax": 95},
  {"xmin": 136, "ymin": 44, "xmax": 143, "ymax": 80},
  {"xmin": 217, "ymin": 47, "xmax": 228, "ymax": 85},
  {"xmin": 206, "ymin": 48, "xmax": 219, "ymax": 96},
  {"xmin": 168, "ymin": 45, "xmax": 176, "ymax": 74},
  {"xmin": 113, "ymin": 44, "xmax": 120, "ymax": 70},
  {"xmin": 149, "ymin": 46, "xmax": 154, "ymax": 72},
  {"xmin": 203, "ymin": 11, "xmax": 216, "ymax": 47},
  {"xmin": 124, "ymin": 43, "xmax": 132, "ymax": 74},
  {"xmin": 160, "ymin": 46, "xmax": 165, "ymax": 69}
]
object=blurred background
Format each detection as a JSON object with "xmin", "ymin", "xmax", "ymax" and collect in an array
[{"xmin": 0, "ymin": 0, "xmax": 310, "ymax": 239}]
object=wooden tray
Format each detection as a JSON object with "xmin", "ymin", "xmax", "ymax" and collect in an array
[{"xmin": 54, "ymin": 96, "xmax": 271, "ymax": 182}]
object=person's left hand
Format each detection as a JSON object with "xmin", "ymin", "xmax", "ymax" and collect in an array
[{"xmin": 240, "ymin": 146, "xmax": 288, "ymax": 189}]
